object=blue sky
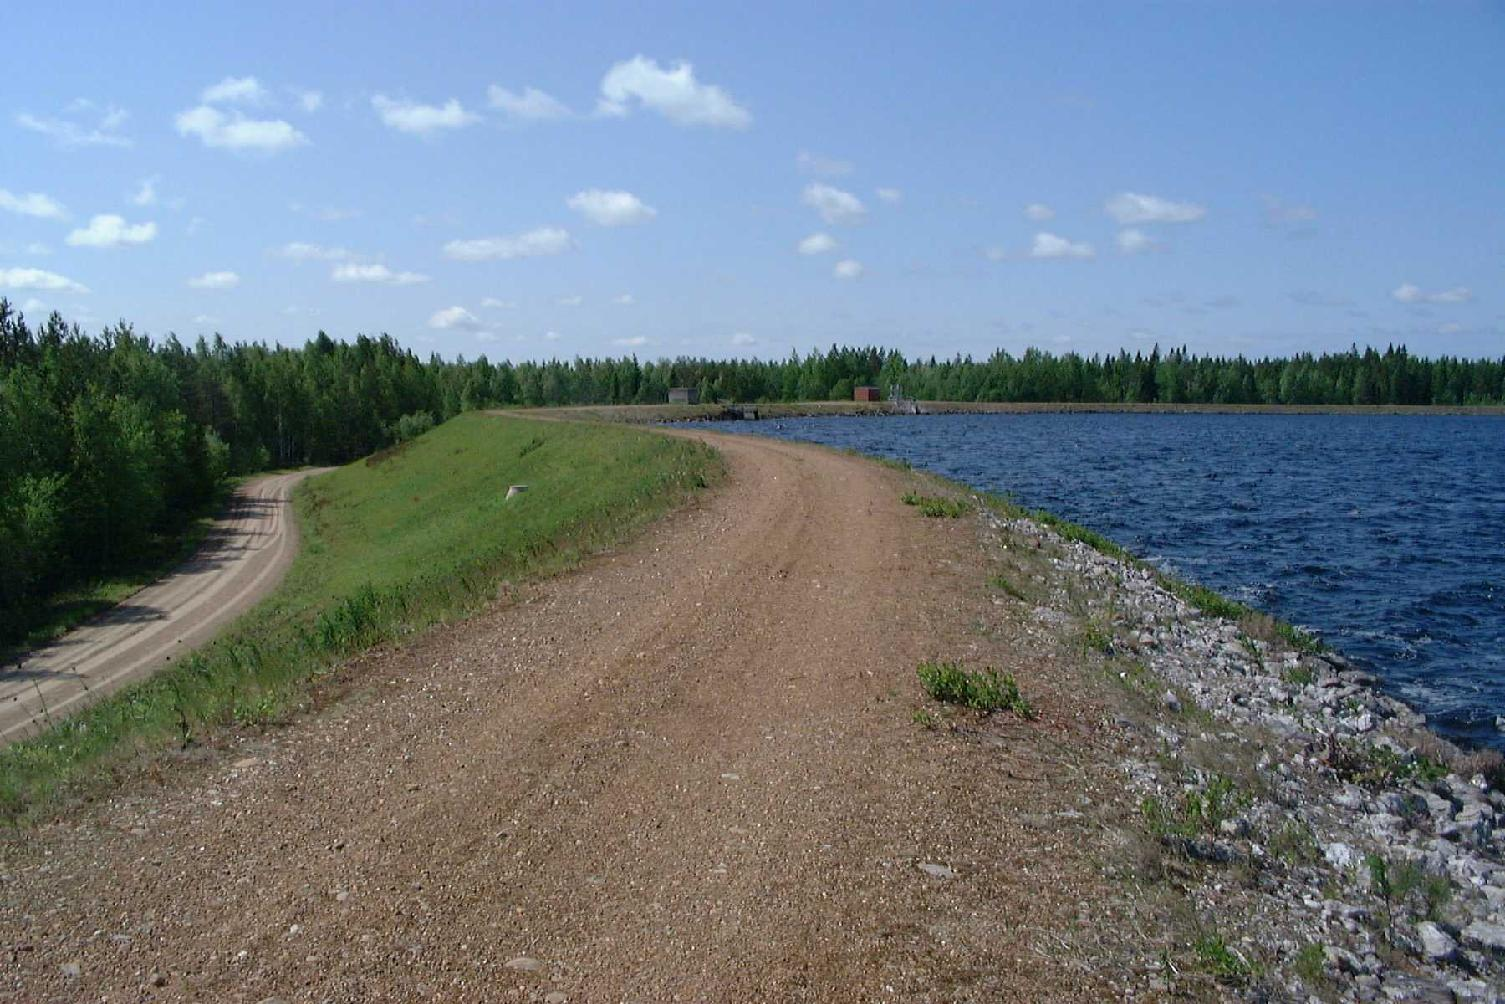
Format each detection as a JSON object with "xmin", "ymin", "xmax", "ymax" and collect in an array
[{"xmin": 2, "ymin": 2, "xmax": 1501, "ymax": 361}]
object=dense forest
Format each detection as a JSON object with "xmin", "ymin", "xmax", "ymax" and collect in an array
[{"xmin": 1, "ymin": 296, "xmax": 1502, "ymax": 640}]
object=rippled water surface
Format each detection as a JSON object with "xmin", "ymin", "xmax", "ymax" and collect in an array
[{"xmin": 714, "ymin": 414, "xmax": 1505, "ymax": 750}]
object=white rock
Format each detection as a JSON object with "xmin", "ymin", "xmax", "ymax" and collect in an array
[
  {"xmin": 1416, "ymin": 921, "xmax": 1457, "ymax": 960},
  {"xmin": 1461, "ymin": 919, "xmax": 1505, "ymax": 954}
]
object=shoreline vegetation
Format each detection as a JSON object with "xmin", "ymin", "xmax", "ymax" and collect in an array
[{"xmin": 0, "ymin": 413, "xmax": 721, "ymax": 821}]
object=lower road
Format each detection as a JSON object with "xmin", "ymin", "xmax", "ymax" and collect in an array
[{"xmin": 0, "ymin": 469, "xmax": 323, "ymax": 744}]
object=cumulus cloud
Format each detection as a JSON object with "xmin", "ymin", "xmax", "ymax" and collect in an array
[
  {"xmin": 566, "ymin": 189, "xmax": 657, "ymax": 226},
  {"xmin": 481, "ymin": 297, "xmax": 516, "ymax": 309},
  {"xmin": 0, "ymin": 267, "xmax": 89, "ymax": 293},
  {"xmin": 833, "ymin": 259, "xmax": 864, "ymax": 279},
  {"xmin": 16, "ymin": 103, "xmax": 131, "ymax": 148},
  {"xmin": 1116, "ymin": 228, "xmax": 1156, "ymax": 254},
  {"xmin": 1024, "ymin": 203, "xmax": 1055, "ymax": 221},
  {"xmin": 796, "ymin": 151, "xmax": 852, "ymax": 176},
  {"xmin": 372, "ymin": 95, "xmax": 479, "ymax": 135},
  {"xmin": 798, "ymin": 232, "xmax": 838, "ymax": 255},
  {"xmin": 488, "ymin": 85, "xmax": 571, "ymax": 121},
  {"xmin": 428, "ymin": 305, "xmax": 482, "ymax": 330},
  {"xmin": 131, "ymin": 177, "xmax": 158, "ymax": 207},
  {"xmin": 187, "ymin": 270, "xmax": 240, "ymax": 289},
  {"xmin": 331, "ymin": 263, "xmax": 429, "ymax": 285},
  {"xmin": 1030, "ymin": 232, "xmax": 1095, "ymax": 259},
  {"xmin": 875, "ymin": 187, "xmax": 902, "ymax": 204},
  {"xmin": 66, "ymin": 214, "xmax": 157, "ymax": 248},
  {"xmin": 1105, "ymin": 192, "xmax": 1206, "ymax": 224},
  {"xmin": 597, "ymin": 55, "xmax": 750, "ymax": 128},
  {"xmin": 444, "ymin": 227, "xmax": 573, "ymax": 261},
  {"xmin": 201, "ymin": 76, "xmax": 267, "ymax": 104},
  {"xmin": 1392, "ymin": 283, "xmax": 1471, "ymax": 304},
  {"xmin": 0, "ymin": 189, "xmax": 66, "ymax": 219},
  {"xmin": 802, "ymin": 183, "xmax": 866, "ymax": 225},
  {"xmin": 731, "ymin": 332, "xmax": 757, "ymax": 346},
  {"xmin": 277, "ymin": 241, "xmax": 353, "ymax": 261},
  {"xmin": 176, "ymin": 105, "xmax": 307, "ymax": 152}
]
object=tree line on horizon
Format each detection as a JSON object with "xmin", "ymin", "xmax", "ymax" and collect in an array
[{"xmin": 1, "ymin": 297, "xmax": 1501, "ymax": 641}]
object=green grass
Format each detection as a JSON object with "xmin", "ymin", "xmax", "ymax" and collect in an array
[
  {"xmin": 900, "ymin": 492, "xmax": 968, "ymax": 518},
  {"xmin": 1192, "ymin": 933, "xmax": 1253, "ymax": 985},
  {"xmin": 1141, "ymin": 775, "xmax": 1247, "ymax": 840},
  {"xmin": 916, "ymin": 660, "xmax": 1034, "ymax": 717},
  {"xmin": 0, "ymin": 413, "xmax": 722, "ymax": 822},
  {"xmin": 986, "ymin": 573, "xmax": 1027, "ymax": 601}
]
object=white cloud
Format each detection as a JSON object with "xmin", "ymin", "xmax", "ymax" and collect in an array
[
  {"xmin": 802, "ymin": 183, "xmax": 866, "ymax": 225},
  {"xmin": 24, "ymin": 243, "xmax": 49, "ymax": 255},
  {"xmin": 1116, "ymin": 228, "xmax": 1156, "ymax": 254},
  {"xmin": 798, "ymin": 232, "xmax": 838, "ymax": 255},
  {"xmin": 1105, "ymin": 192, "xmax": 1206, "ymax": 224},
  {"xmin": 613, "ymin": 293, "xmax": 635, "ymax": 305},
  {"xmin": 796, "ymin": 151, "xmax": 852, "ymax": 176},
  {"xmin": 487, "ymin": 85, "xmax": 571, "ymax": 121},
  {"xmin": 131, "ymin": 177, "xmax": 158, "ymax": 206},
  {"xmin": 566, "ymin": 189, "xmax": 657, "ymax": 227},
  {"xmin": 731, "ymin": 332, "xmax": 756, "ymax": 346},
  {"xmin": 20, "ymin": 298, "xmax": 47, "ymax": 312},
  {"xmin": 66, "ymin": 214, "xmax": 156, "ymax": 248},
  {"xmin": 191, "ymin": 314, "xmax": 219, "ymax": 326},
  {"xmin": 613, "ymin": 335, "xmax": 648, "ymax": 347},
  {"xmin": 331, "ymin": 263, "xmax": 429, "ymax": 285},
  {"xmin": 428, "ymin": 305, "xmax": 482, "ymax": 330},
  {"xmin": 298, "ymin": 90, "xmax": 324, "ymax": 113},
  {"xmin": 201, "ymin": 76, "xmax": 267, "ymax": 105},
  {"xmin": 1392, "ymin": 283, "xmax": 1471, "ymax": 304},
  {"xmin": 1024, "ymin": 202, "xmax": 1055, "ymax": 221},
  {"xmin": 543, "ymin": 330, "xmax": 561, "ymax": 341},
  {"xmin": 557, "ymin": 295, "xmax": 583, "ymax": 307},
  {"xmin": 372, "ymin": 95, "xmax": 479, "ymax": 135},
  {"xmin": 0, "ymin": 267, "xmax": 88, "ymax": 293},
  {"xmin": 187, "ymin": 270, "xmax": 240, "ymax": 289},
  {"xmin": 16, "ymin": 105, "xmax": 131, "ymax": 148},
  {"xmin": 176, "ymin": 105, "xmax": 307, "ymax": 153},
  {"xmin": 0, "ymin": 189, "xmax": 66, "ymax": 219},
  {"xmin": 475, "ymin": 331, "xmax": 499, "ymax": 343},
  {"xmin": 444, "ymin": 227, "xmax": 573, "ymax": 261},
  {"xmin": 597, "ymin": 55, "xmax": 750, "ymax": 129},
  {"xmin": 481, "ymin": 297, "xmax": 516, "ymax": 309},
  {"xmin": 1030, "ymin": 232, "xmax": 1095, "ymax": 259},
  {"xmin": 876, "ymin": 187, "xmax": 902, "ymax": 204},
  {"xmin": 833, "ymin": 259, "xmax": 864, "ymax": 279},
  {"xmin": 277, "ymin": 241, "xmax": 353, "ymax": 261}
]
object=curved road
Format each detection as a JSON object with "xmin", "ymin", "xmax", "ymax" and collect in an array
[{"xmin": 0, "ymin": 469, "xmax": 325, "ymax": 744}]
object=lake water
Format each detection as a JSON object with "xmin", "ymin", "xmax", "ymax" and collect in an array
[{"xmin": 709, "ymin": 413, "xmax": 1505, "ymax": 751}]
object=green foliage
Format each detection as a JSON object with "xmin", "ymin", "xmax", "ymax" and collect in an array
[
  {"xmin": 916, "ymin": 661, "xmax": 1033, "ymax": 717},
  {"xmin": 0, "ymin": 414, "xmax": 722, "ymax": 821},
  {"xmin": 1366, "ymin": 853, "xmax": 1452, "ymax": 939},
  {"xmin": 1282, "ymin": 664, "xmax": 1316, "ymax": 687},
  {"xmin": 901, "ymin": 492, "xmax": 968, "ymax": 518},
  {"xmin": 390, "ymin": 410, "xmax": 436, "ymax": 443},
  {"xmin": 1328, "ymin": 740, "xmax": 1448, "ymax": 788},
  {"xmin": 911, "ymin": 707, "xmax": 939, "ymax": 729},
  {"xmin": 1293, "ymin": 942, "xmax": 1327, "ymax": 989},
  {"xmin": 1192, "ymin": 934, "xmax": 1252, "ymax": 985},
  {"xmin": 1268, "ymin": 819, "xmax": 1320, "ymax": 866},
  {"xmin": 986, "ymin": 573, "xmax": 1026, "ymax": 601},
  {"xmin": 1081, "ymin": 622, "xmax": 1113, "ymax": 655},
  {"xmin": 1141, "ymin": 775, "xmax": 1246, "ymax": 839}
]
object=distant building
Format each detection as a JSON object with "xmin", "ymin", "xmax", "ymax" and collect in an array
[
  {"xmin": 853, "ymin": 386, "xmax": 882, "ymax": 402},
  {"xmin": 669, "ymin": 387, "xmax": 701, "ymax": 404}
]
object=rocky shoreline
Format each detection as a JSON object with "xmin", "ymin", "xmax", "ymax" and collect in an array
[{"xmin": 986, "ymin": 504, "xmax": 1504, "ymax": 1002}]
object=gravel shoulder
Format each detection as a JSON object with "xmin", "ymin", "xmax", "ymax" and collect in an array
[{"xmin": 0, "ymin": 431, "xmax": 1154, "ymax": 1002}]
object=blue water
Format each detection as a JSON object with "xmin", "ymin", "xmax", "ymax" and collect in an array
[{"xmin": 715, "ymin": 414, "xmax": 1505, "ymax": 750}]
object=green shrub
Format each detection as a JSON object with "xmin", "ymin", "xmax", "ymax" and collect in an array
[
  {"xmin": 901, "ymin": 492, "xmax": 968, "ymax": 518},
  {"xmin": 917, "ymin": 660, "xmax": 1033, "ymax": 717}
]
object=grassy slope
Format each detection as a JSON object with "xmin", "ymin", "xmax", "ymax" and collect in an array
[{"xmin": 1, "ymin": 413, "xmax": 721, "ymax": 820}]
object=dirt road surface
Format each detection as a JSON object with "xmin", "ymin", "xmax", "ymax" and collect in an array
[
  {"xmin": 0, "ymin": 471, "xmax": 324, "ymax": 744},
  {"xmin": 1, "ymin": 432, "xmax": 1149, "ymax": 1002}
]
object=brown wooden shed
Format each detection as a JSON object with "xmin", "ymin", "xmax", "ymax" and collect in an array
[
  {"xmin": 669, "ymin": 387, "xmax": 700, "ymax": 404},
  {"xmin": 853, "ymin": 386, "xmax": 882, "ymax": 402}
]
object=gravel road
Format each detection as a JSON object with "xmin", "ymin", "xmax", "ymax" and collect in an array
[
  {"xmin": 1, "ymin": 431, "xmax": 1145, "ymax": 1001},
  {"xmin": 0, "ymin": 470, "xmax": 323, "ymax": 744}
]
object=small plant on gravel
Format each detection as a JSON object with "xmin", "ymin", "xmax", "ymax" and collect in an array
[
  {"xmin": 986, "ymin": 573, "xmax": 1026, "ymax": 601},
  {"xmin": 1142, "ymin": 775, "xmax": 1247, "ymax": 840},
  {"xmin": 1080, "ymin": 621, "xmax": 1113, "ymax": 656},
  {"xmin": 1293, "ymin": 942, "xmax": 1327, "ymax": 989},
  {"xmin": 1327, "ymin": 738, "xmax": 1447, "ymax": 789},
  {"xmin": 911, "ymin": 707, "xmax": 940, "ymax": 729},
  {"xmin": 1281, "ymin": 664, "xmax": 1315, "ymax": 687},
  {"xmin": 1267, "ymin": 819, "xmax": 1320, "ymax": 867},
  {"xmin": 901, "ymin": 492, "xmax": 968, "ymax": 518},
  {"xmin": 1237, "ymin": 632, "xmax": 1264, "ymax": 669},
  {"xmin": 1192, "ymin": 933, "xmax": 1253, "ymax": 985},
  {"xmin": 1366, "ymin": 853, "xmax": 1452, "ymax": 940},
  {"xmin": 916, "ymin": 661, "xmax": 1034, "ymax": 717}
]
